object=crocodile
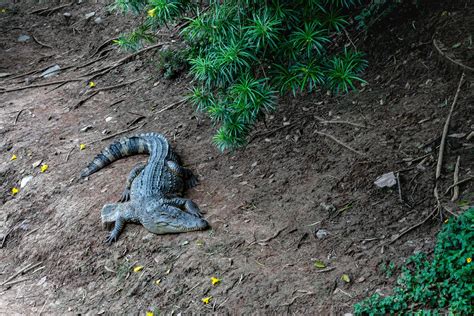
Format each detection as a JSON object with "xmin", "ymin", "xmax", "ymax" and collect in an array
[{"xmin": 81, "ymin": 132, "xmax": 209, "ymax": 243}]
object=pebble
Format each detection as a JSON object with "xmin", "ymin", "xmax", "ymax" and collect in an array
[
  {"xmin": 105, "ymin": 117, "xmax": 113, "ymax": 122},
  {"xmin": 85, "ymin": 12, "xmax": 96, "ymax": 19},
  {"xmin": 17, "ymin": 34, "xmax": 31, "ymax": 42},
  {"xmin": 94, "ymin": 17, "xmax": 102, "ymax": 24},
  {"xmin": 20, "ymin": 175, "xmax": 33, "ymax": 188},
  {"xmin": 374, "ymin": 171, "xmax": 397, "ymax": 188},
  {"xmin": 80, "ymin": 125, "xmax": 93, "ymax": 132},
  {"xmin": 32, "ymin": 160, "xmax": 42, "ymax": 168},
  {"xmin": 40, "ymin": 65, "xmax": 61, "ymax": 78},
  {"xmin": 315, "ymin": 229, "xmax": 329, "ymax": 240}
]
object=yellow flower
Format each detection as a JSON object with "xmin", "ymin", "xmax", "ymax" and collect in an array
[
  {"xmin": 88, "ymin": 81, "xmax": 96, "ymax": 88},
  {"xmin": 147, "ymin": 8, "xmax": 157, "ymax": 17},
  {"xmin": 10, "ymin": 154, "xmax": 17, "ymax": 161},
  {"xmin": 211, "ymin": 277, "xmax": 221, "ymax": 285},
  {"xmin": 80, "ymin": 143, "xmax": 86, "ymax": 150},
  {"xmin": 133, "ymin": 266, "xmax": 143, "ymax": 272},
  {"xmin": 201, "ymin": 296, "xmax": 212, "ymax": 304},
  {"xmin": 40, "ymin": 164, "xmax": 49, "ymax": 173},
  {"xmin": 444, "ymin": 219, "xmax": 449, "ymax": 224},
  {"xmin": 467, "ymin": 258, "xmax": 472, "ymax": 264},
  {"xmin": 155, "ymin": 279, "xmax": 161, "ymax": 285},
  {"xmin": 11, "ymin": 187, "xmax": 19, "ymax": 196},
  {"xmin": 146, "ymin": 311, "xmax": 154, "ymax": 316}
]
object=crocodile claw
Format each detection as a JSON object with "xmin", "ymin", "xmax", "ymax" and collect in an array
[
  {"xmin": 118, "ymin": 190, "xmax": 130, "ymax": 203},
  {"xmin": 105, "ymin": 234, "xmax": 118, "ymax": 244}
]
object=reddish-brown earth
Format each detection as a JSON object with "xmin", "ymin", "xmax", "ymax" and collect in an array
[{"xmin": 0, "ymin": 1, "xmax": 472, "ymax": 314}]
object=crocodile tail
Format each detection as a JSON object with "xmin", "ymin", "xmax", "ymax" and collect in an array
[{"xmin": 80, "ymin": 135, "xmax": 150, "ymax": 178}]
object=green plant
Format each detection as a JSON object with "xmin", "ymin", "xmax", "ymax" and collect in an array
[
  {"xmin": 379, "ymin": 261, "xmax": 396, "ymax": 278},
  {"xmin": 354, "ymin": 208, "xmax": 474, "ymax": 315},
  {"xmin": 155, "ymin": 48, "xmax": 188, "ymax": 79},
  {"xmin": 112, "ymin": 0, "xmax": 367, "ymax": 150}
]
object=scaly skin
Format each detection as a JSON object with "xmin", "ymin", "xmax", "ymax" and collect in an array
[{"xmin": 81, "ymin": 132, "xmax": 208, "ymax": 243}]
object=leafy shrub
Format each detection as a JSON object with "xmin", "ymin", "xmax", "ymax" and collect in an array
[
  {"xmin": 354, "ymin": 208, "xmax": 474, "ymax": 315},
  {"xmin": 112, "ymin": 0, "xmax": 367, "ymax": 150}
]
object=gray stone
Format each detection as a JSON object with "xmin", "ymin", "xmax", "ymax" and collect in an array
[{"xmin": 17, "ymin": 34, "xmax": 31, "ymax": 42}]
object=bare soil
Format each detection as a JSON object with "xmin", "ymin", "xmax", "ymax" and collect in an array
[{"xmin": 0, "ymin": 1, "xmax": 473, "ymax": 315}]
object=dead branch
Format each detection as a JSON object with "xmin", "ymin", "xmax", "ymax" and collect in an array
[
  {"xmin": 386, "ymin": 207, "xmax": 437, "ymax": 246},
  {"xmin": 85, "ymin": 78, "xmax": 141, "ymax": 94},
  {"xmin": 42, "ymin": 3, "xmax": 73, "ymax": 16},
  {"xmin": 433, "ymin": 39, "xmax": 474, "ymax": 73},
  {"xmin": 451, "ymin": 156, "xmax": 461, "ymax": 201},
  {"xmin": 314, "ymin": 115, "xmax": 367, "ymax": 128},
  {"xmin": 436, "ymin": 72, "xmax": 465, "ymax": 179},
  {"xmin": 314, "ymin": 130, "xmax": 365, "ymax": 156},
  {"xmin": 108, "ymin": 99, "xmax": 125, "ymax": 107},
  {"xmin": 86, "ymin": 42, "xmax": 170, "ymax": 81},
  {"xmin": 1, "ymin": 78, "xmax": 83, "ymax": 93},
  {"xmin": 154, "ymin": 99, "xmax": 186, "ymax": 114}
]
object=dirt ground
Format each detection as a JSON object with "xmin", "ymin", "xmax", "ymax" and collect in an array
[{"xmin": 0, "ymin": 1, "xmax": 473, "ymax": 315}]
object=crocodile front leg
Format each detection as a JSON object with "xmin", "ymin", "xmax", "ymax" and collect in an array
[
  {"xmin": 101, "ymin": 202, "xmax": 137, "ymax": 243},
  {"xmin": 167, "ymin": 197, "xmax": 203, "ymax": 218},
  {"xmin": 118, "ymin": 163, "xmax": 146, "ymax": 202}
]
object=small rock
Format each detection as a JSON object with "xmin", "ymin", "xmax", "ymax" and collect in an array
[
  {"xmin": 32, "ymin": 160, "xmax": 42, "ymax": 168},
  {"xmin": 94, "ymin": 17, "xmax": 102, "ymax": 24},
  {"xmin": 63, "ymin": 12, "xmax": 71, "ymax": 18},
  {"xmin": 319, "ymin": 202, "xmax": 336, "ymax": 212},
  {"xmin": 40, "ymin": 65, "xmax": 61, "ymax": 78},
  {"xmin": 180, "ymin": 240, "xmax": 189, "ymax": 246},
  {"xmin": 20, "ymin": 175, "xmax": 33, "ymax": 188},
  {"xmin": 344, "ymin": 313, "xmax": 354, "ymax": 316},
  {"xmin": 374, "ymin": 172, "xmax": 397, "ymax": 188},
  {"xmin": 105, "ymin": 117, "xmax": 113, "ymax": 122},
  {"xmin": 85, "ymin": 12, "xmax": 96, "ymax": 19},
  {"xmin": 356, "ymin": 276, "xmax": 366, "ymax": 283},
  {"xmin": 102, "ymin": 129, "xmax": 110, "ymax": 135},
  {"xmin": 17, "ymin": 34, "xmax": 31, "ymax": 42},
  {"xmin": 80, "ymin": 125, "xmax": 93, "ymax": 132},
  {"xmin": 251, "ymin": 161, "xmax": 258, "ymax": 167},
  {"xmin": 315, "ymin": 229, "xmax": 329, "ymax": 240}
]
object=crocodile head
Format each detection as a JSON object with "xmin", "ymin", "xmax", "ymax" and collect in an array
[{"xmin": 142, "ymin": 204, "xmax": 209, "ymax": 234}]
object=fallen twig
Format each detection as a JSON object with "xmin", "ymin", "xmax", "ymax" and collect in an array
[
  {"xmin": 32, "ymin": 35, "xmax": 53, "ymax": 49},
  {"xmin": 2, "ymin": 277, "xmax": 31, "ymax": 288},
  {"xmin": 386, "ymin": 207, "xmax": 437, "ymax": 246},
  {"xmin": 396, "ymin": 172, "xmax": 403, "ymax": 203},
  {"xmin": 65, "ymin": 147, "xmax": 75, "ymax": 162},
  {"xmin": 314, "ymin": 130, "xmax": 365, "ymax": 156},
  {"xmin": 314, "ymin": 115, "xmax": 367, "ymax": 128},
  {"xmin": 444, "ymin": 176, "xmax": 474, "ymax": 196},
  {"xmin": 14, "ymin": 108, "xmax": 26, "ymax": 124},
  {"xmin": 71, "ymin": 91, "xmax": 99, "ymax": 109},
  {"xmin": 154, "ymin": 99, "xmax": 186, "ymax": 114},
  {"xmin": 1, "ymin": 78, "xmax": 83, "ymax": 93},
  {"xmin": 85, "ymin": 78, "xmax": 141, "ymax": 94},
  {"xmin": 436, "ymin": 72, "xmax": 465, "ymax": 180},
  {"xmin": 315, "ymin": 267, "xmax": 336, "ymax": 273},
  {"xmin": 251, "ymin": 226, "xmax": 288, "ymax": 245},
  {"xmin": 1, "ymin": 262, "xmax": 42, "ymax": 286},
  {"xmin": 451, "ymin": 156, "xmax": 461, "ymax": 201},
  {"xmin": 41, "ymin": 3, "xmax": 73, "ymax": 16},
  {"xmin": 108, "ymin": 98, "xmax": 125, "ymax": 107},
  {"xmin": 89, "ymin": 123, "xmax": 146, "ymax": 145},
  {"xmin": 90, "ymin": 37, "xmax": 118, "ymax": 58}
]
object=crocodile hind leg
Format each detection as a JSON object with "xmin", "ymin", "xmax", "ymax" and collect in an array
[
  {"xmin": 118, "ymin": 163, "xmax": 146, "ymax": 202},
  {"xmin": 167, "ymin": 197, "xmax": 203, "ymax": 218},
  {"xmin": 166, "ymin": 160, "xmax": 199, "ymax": 189}
]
